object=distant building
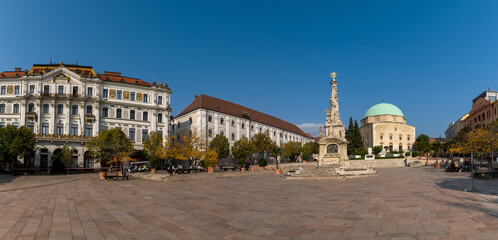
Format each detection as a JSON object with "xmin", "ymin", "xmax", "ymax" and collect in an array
[
  {"xmin": 172, "ymin": 94, "xmax": 314, "ymax": 150},
  {"xmin": 445, "ymin": 113, "xmax": 468, "ymax": 140},
  {"xmin": 360, "ymin": 102, "xmax": 415, "ymax": 153}
]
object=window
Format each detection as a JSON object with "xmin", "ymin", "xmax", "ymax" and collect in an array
[
  {"xmin": 231, "ymin": 133, "xmax": 235, "ymax": 140},
  {"xmin": 14, "ymin": 86, "xmax": 19, "ymax": 94},
  {"xmin": 12, "ymin": 123, "xmax": 18, "ymax": 127},
  {"xmin": 73, "ymin": 86, "xmax": 78, "ymax": 95},
  {"xmin": 43, "ymin": 85, "xmax": 49, "ymax": 94},
  {"xmin": 395, "ymin": 127, "xmax": 397, "ymax": 131},
  {"xmin": 0, "ymin": 86, "xmax": 5, "ymax": 95},
  {"xmin": 116, "ymin": 109, "xmax": 122, "ymax": 118},
  {"xmin": 407, "ymin": 136, "xmax": 411, "ymax": 141},
  {"xmin": 220, "ymin": 118, "xmax": 224, "ymax": 124},
  {"xmin": 143, "ymin": 112, "xmax": 148, "ymax": 121},
  {"xmin": 0, "ymin": 122, "xmax": 5, "ymax": 128},
  {"xmin": 143, "ymin": 94, "xmax": 148, "ymax": 103},
  {"xmin": 129, "ymin": 110, "xmax": 135, "ymax": 120},
  {"xmin": 56, "ymin": 125, "xmax": 63, "ymax": 135},
  {"xmin": 189, "ymin": 117, "xmax": 192, "ymax": 123},
  {"xmin": 28, "ymin": 103, "xmax": 34, "ymax": 112},
  {"xmin": 130, "ymin": 92, "xmax": 135, "ymax": 101},
  {"xmin": 86, "ymin": 106, "xmax": 93, "ymax": 114},
  {"xmin": 57, "ymin": 104, "xmax": 63, "ymax": 114},
  {"xmin": 42, "ymin": 123, "xmax": 49, "ymax": 134},
  {"xmin": 29, "ymin": 85, "xmax": 35, "ymax": 93},
  {"xmin": 129, "ymin": 128, "xmax": 135, "ymax": 141},
  {"xmin": 208, "ymin": 115, "xmax": 212, "ymax": 122},
  {"xmin": 13, "ymin": 104, "xmax": 19, "ymax": 114},
  {"xmin": 42, "ymin": 104, "xmax": 49, "ymax": 114},
  {"xmin": 220, "ymin": 130, "xmax": 225, "ymax": 136},
  {"xmin": 399, "ymin": 146, "xmax": 403, "ymax": 152},
  {"xmin": 158, "ymin": 96, "xmax": 163, "ymax": 104},
  {"xmin": 117, "ymin": 90, "xmax": 122, "ymax": 99},
  {"xmin": 87, "ymin": 87, "xmax": 93, "ymax": 96},
  {"xmin": 242, "ymin": 123, "xmax": 245, "ymax": 129},
  {"xmin": 71, "ymin": 124, "xmax": 78, "ymax": 136},
  {"xmin": 390, "ymin": 136, "xmax": 393, "ymax": 140},
  {"xmin": 103, "ymin": 89, "xmax": 108, "ymax": 98},
  {"xmin": 158, "ymin": 113, "xmax": 162, "ymax": 123},
  {"xmin": 142, "ymin": 129, "xmax": 149, "ymax": 142},
  {"xmin": 85, "ymin": 125, "xmax": 93, "ymax": 137},
  {"xmin": 208, "ymin": 129, "xmax": 213, "ymax": 137},
  {"xmin": 102, "ymin": 107, "xmax": 108, "ymax": 117},
  {"xmin": 58, "ymin": 86, "xmax": 64, "ymax": 94},
  {"xmin": 231, "ymin": 120, "xmax": 235, "ymax": 127},
  {"xmin": 399, "ymin": 136, "xmax": 402, "ymax": 140},
  {"xmin": 0, "ymin": 104, "xmax": 4, "ymax": 113},
  {"xmin": 72, "ymin": 105, "xmax": 78, "ymax": 115}
]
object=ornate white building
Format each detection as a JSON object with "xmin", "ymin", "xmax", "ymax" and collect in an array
[
  {"xmin": 0, "ymin": 63, "xmax": 171, "ymax": 172},
  {"xmin": 172, "ymin": 94, "xmax": 314, "ymax": 150}
]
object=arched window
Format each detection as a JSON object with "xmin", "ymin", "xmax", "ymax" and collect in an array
[
  {"xmin": 102, "ymin": 107, "xmax": 108, "ymax": 117},
  {"xmin": 208, "ymin": 115, "xmax": 212, "ymax": 122},
  {"xmin": 28, "ymin": 103, "xmax": 34, "ymax": 112},
  {"xmin": 57, "ymin": 104, "xmax": 63, "ymax": 114},
  {"xmin": 231, "ymin": 120, "xmax": 235, "ymax": 126},
  {"xmin": 231, "ymin": 133, "xmax": 235, "ymax": 140},
  {"xmin": 130, "ymin": 110, "xmax": 135, "ymax": 120}
]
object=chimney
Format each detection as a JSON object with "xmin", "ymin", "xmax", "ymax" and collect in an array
[
  {"xmin": 14, "ymin": 68, "xmax": 21, "ymax": 72},
  {"xmin": 194, "ymin": 95, "xmax": 198, "ymax": 99}
]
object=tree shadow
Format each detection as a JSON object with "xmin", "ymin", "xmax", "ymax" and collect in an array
[{"xmin": 0, "ymin": 175, "xmax": 18, "ymax": 184}]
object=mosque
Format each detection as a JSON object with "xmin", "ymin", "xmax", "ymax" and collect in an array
[{"xmin": 359, "ymin": 101, "xmax": 415, "ymax": 153}]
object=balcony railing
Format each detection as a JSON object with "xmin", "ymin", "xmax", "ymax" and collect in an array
[
  {"xmin": 35, "ymin": 134, "xmax": 92, "ymax": 140},
  {"xmin": 85, "ymin": 114, "xmax": 95, "ymax": 122},
  {"xmin": 26, "ymin": 112, "xmax": 36, "ymax": 119}
]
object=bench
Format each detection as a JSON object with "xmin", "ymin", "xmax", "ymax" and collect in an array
[
  {"xmin": 222, "ymin": 166, "xmax": 241, "ymax": 171},
  {"xmin": 104, "ymin": 175, "xmax": 129, "ymax": 180}
]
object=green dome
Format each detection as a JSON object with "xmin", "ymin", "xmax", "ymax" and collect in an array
[{"xmin": 363, "ymin": 103, "xmax": 404, "ymax": 119}]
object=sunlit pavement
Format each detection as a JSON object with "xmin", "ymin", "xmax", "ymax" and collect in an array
[{"xmin": 0, "ymin": 167, "xmax": 497, "ymax": 239}]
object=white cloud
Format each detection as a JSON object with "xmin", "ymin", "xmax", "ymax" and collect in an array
[{"xmin": 297, "ymin": 123, "xmax": 323, "ymax": 138}]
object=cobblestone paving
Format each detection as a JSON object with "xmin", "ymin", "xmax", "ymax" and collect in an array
[{"xmin": 0, "ymin": 167, "xmax": 497, "ymax": 239}]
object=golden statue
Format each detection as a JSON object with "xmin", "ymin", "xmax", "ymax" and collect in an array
[{"xmin": 330, "ymin": 72, "xmax": 337, "ymax": 81}]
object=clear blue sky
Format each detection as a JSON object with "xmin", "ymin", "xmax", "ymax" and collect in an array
[{"xmin": 1, "ymin": 0, "xmax": 497, "ymax": 137}]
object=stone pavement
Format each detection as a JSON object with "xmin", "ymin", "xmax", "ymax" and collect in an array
[{"xmin": 0, "ymin": 167, "xmax": 497, "ymax": 239}]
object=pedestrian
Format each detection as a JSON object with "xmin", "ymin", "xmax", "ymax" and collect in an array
[{"xmin": 122, "ymin": 168, "xmax": 127, "ymax": 180}]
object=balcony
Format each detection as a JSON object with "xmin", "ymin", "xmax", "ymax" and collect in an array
[
  {"xmin": 26, "ymin": 112, "xmax": 36, "ymax": 119},
  {"xmin": 85, "ymin": 114, "xmax": 95, "ymax": 122},
  {"xmin": 35, "ymin": 134, "xmax": 92, "ymax": 140}
]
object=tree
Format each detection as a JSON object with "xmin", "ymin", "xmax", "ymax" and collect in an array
[
  {"xmin": 465, "ymin": 120, "xmax": 498, "ymax": 156},
  {"xmin": 209, "ymin": 134, "xmax": 230, "ymax": 160},
  {"xmin": 302, "ymin": 141, "xmax": 319, "ymax": 160},
  {"xmin": 269, "ymin": 142, "xmax": 282, "ymax": 169},
  {"xmin": 431, "ymin": 142, "xmax": 443, "ymax": 160},
  {"xmin": 143, "ymin": 131, "xmax": 163, "ymax": 169},
  {"xmin": 203, "ymin": 149, "xmax": 219, "ymax": 168},
  {"xmin": 373, "ymin": 146, "xmax": 383, "ymax": 155},
  {"xmin": 413, "ymin": 134, "xmax": 431, "ymax": 158},
  {"xmin": 0, "ymin": 125, "xmax": 36, "ymax": 174},
  {"xmin": 282, "ymin": 141, "xmax": 302, "ymax": 162},
  {"xmin": 86, "ymin": 128, "xmax": 133, "ymax": 172},
  {"xmin": 231, "ymin": 137, "xmax": 254, "ymax": 163},
  {"xmin": 58, "ymin": 145, "xmax": 76, "ymax": 171},
  {"xmin": 252, "ymin": 132, "xmax": 273, "ymax": 157},
  {"xmin": 346, "ymin": 117, "xmax": 365, "ymax": 155}
]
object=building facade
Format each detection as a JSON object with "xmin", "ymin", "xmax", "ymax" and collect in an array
[
  {"xmin": 172, "ymin": 95, "xmax": 314, "ymax": 151},
  {"xmin": 445, "ymin": 113, "xmax": 468, "ymax": 140},
  {"xmin": 360, "ymin": 102, "xmax": 415, "ymax": 153},
  {"xmin": 0, "ymin": 63, "xmax": 171, "ymax": 172},
  {"xmin": 465, "ymin": 90, "xmax": 497, "ymax": 130}
]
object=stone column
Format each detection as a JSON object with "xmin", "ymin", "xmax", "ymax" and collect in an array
[
  {"xmin": 36, "ymin": 99, "xmax": 42, "ymax": 134},
  {"xmin": 20, "ymin": 100, "xmax": 26, "ymax": 126},
  {"xmin": 49, "ymin": 101, "xmax": 56, "ymax": 134},
  {"xmin": 151, "ymin": 109, "xmax": 157, "ymax": 132},
  {"xmin": 94, "ymin": 102, "xmax": 100, "ymax": 136},
  {"xmin": 64, "ymin": 101, "xmax": 71, "ymax": 135},
  {"xmin": 79, "ymin": 103, "xmax": 85, "ymax": 136}
]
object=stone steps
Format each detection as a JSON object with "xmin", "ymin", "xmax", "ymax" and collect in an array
[{"xmin": 283, "ymin": 166, "xmax": 378, "ymax": 180}]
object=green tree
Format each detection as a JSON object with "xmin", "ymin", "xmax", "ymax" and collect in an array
[
  {"xmin": 413, "ymin": 134, "xmax": 431, "ymax": 159},
  {"xmin": 346, "ymin": 117, "xmax": 365, "ymax": 155},
  {"xmin": 0, "ymin": 125, "xmax": 36, "ymax": 174},
  {"xmin": 373, "ymin": 146, "xmax": 383, "ymax": 155},
  {"xmin": 282, "ymin": 141, "xmax": 302, "ymax": 162},
  {"xmin": 302, "ymin": 141, "xmax": 319, "ymax": 160},
  {"xmin": 58, "ymin": 145, "xmax": 76, "ymax": 170},
  {"xmin": 431, "ymin": 142, "xmax": 443, "ymax": 160},
  {"xmin": 143, "ymin": 131, "xmax": 163, "ymax": 169},
  {"xmin": 231, "ymin": 138, "xmax": 254, "ymax": 163},
  {"xmin": 252, "ymin": 132, "xmax": 273, "ymax": 157},
  {"xmin": 86, "ymin": 128, "xmax": 133, "ymax": 172},
  {"xmin": 269, "ymin": 142, "xmax": 282, "ymax": 169},
  {"xmin": 209, "ymin": 134, "xmax": 230, "ymax": 159}
]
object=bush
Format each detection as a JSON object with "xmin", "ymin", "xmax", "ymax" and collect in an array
[
  {"xmin": 203, "ymin": 150, "xmax": 219, "ymax": 167},
  {"xmin": 412, "ymin": 151, "xmax": 419, "ymax": 157},
  {"xmin": 237, "ymin": 159, "xmax": 246, "ymax": 166},
  {"xmin": 258, "ymin": 158, "xmax": 267, "ymax": 167}
]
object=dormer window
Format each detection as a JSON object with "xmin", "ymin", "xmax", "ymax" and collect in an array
[{"xmin": 120, "ymin": 79, "xmax": 124, "ymax": 82}]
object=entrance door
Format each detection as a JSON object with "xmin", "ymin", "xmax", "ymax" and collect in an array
[
  {"xmin": 51, "ymin": 149, "xmax": 65, "ymax": 174},
  {"xmin": 84, "ymin": 151, "xmax": 94, "ymax": 168}
]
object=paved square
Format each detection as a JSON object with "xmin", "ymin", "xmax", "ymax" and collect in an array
[{"xmin": 0, "ymin": 167, "xmax": 497, "ymax": 239}]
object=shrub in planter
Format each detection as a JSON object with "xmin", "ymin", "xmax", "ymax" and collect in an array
[
  {"xmin": 203, "ymin": 150, "xmax": 219, "ymax": 168},
  {"xmin": 258, "ymin": 158, "xmax": 268, "ymax": 167}
]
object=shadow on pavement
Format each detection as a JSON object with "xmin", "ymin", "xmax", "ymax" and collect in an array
[{"xmin": 0, "ymin": 175, "xmax": 17, "ymax": 184}]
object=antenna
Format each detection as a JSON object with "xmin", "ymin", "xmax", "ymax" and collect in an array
[
  {"xmin": 76, "ymin": 59, "xmax": 78, "ymax": 66},
  {"xmin": 50, "ymin": 58, "xmax": 52, "ymax": 65}
]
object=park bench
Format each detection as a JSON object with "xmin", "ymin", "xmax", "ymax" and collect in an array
[{"xmin": 222, "ymin": 166, "xmax": 241, "ymax": 171}]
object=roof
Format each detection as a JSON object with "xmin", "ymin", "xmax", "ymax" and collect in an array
[
  {"xmin": 175, "ymin": 94, "xmax": 311, "ymax": 138},
  {"xmin": 0, "ymin": 63, "xmax": 156, "ymax": 87},
  {"xmin": 363, "ymin": 102, "xmax": 404, "ymax": 119}
]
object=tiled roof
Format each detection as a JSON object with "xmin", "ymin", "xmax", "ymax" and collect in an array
[
  {"xmin": 175, "ymin": 94, "xmax": 311, "ymax": 138},
  {"xmin": 0, "ymin": 71, "xmax": 25, "ymax": 78},
  {"xmin": 99, "ymin": 74, "xmax": 151, "ymax": 87}
]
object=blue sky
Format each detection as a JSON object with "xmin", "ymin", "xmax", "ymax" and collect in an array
[{"xmin": 1, "ymin": 0, "xmax": 497, "ymax": 137}]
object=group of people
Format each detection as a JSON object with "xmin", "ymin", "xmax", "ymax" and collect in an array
[{"xmin": 446, "ymin": 159, "xmax": 473, "ymax": 172}]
